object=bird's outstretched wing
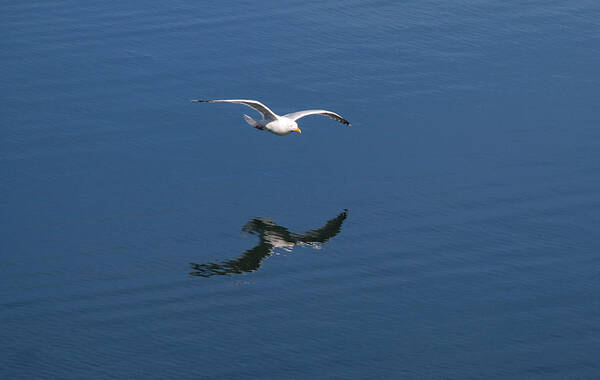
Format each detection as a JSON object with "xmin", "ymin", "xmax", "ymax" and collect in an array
[
  {"xmin": 294, "ymin": 209, "xmax": 349, "ymax": 244},
  {"xmin": 191, "ymin": 99, "xmax": 278, "ymax": 121},
  {"xmin": 189, "ymin": 243, "xmax": 272, "ymax": 277},
  {"xmin": 189, "ymin": 218, "xmax": 285, "ymax": 277},
  {"xmin": 283, "ymin": 109, "xmax": 351, "ymax": 126}
]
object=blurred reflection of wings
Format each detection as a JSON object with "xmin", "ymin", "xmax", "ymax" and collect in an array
[{"xmin": 190, "ymin": 210, "xmax": 348, "ymax": 277}]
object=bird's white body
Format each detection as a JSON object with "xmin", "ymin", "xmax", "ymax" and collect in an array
[
  {"xmin": 243, "ymin": 114, "xmax": 299, "ymax": 136},
  {"xmin": 192, "ymin": 99, "xmax": 350, "ymax": 136}
]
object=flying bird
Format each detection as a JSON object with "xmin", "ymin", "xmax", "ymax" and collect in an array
[
  {"xmin": 190, "ymin": 210, "xmax": 348, "ymax": 277},
  {"xmin": 191, "ymin": 99, "xmax": 350, "ymax": 135}
]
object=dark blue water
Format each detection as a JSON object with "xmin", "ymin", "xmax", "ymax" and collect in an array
[{"xmin": 2, "ymin": 1, "xmax": 600, "ymax": 378}]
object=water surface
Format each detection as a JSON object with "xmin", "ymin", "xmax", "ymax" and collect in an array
[{"xmin": 2, "ymin": 0, "xmax": 600, "ymax": 378}]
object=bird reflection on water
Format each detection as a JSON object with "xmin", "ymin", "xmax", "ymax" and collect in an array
[{"xmin": 190, "ymin": 210, "xmax": 348, "ymax": 277}]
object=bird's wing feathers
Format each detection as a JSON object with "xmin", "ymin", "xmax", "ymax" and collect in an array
[
  {"xmin": 192, "ymin": 99, "xmax": 278, "ymax": 121},
  {"xmin": 283, "ymin": 109, "xmax": 351, "ymax": 126},
  {"xmin": 295, "ymin": 210, "xmax": 349, "ymax": 243}
]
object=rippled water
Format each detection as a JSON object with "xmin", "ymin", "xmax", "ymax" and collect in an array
[{"xmin": 2, "ymin": 1, "xmax": 600, "ymax": 378}]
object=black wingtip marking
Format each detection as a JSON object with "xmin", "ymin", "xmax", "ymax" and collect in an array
[{"xmin": 190, "ymin": 99, "xmax": 215, "ymax": 103}]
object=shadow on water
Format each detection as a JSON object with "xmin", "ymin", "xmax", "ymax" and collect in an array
[{"xmin": 190, "ymin": 210, "xmax": 348, "ymax": 277}]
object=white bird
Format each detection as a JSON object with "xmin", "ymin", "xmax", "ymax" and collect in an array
[{"xmin": 191, "ymin": 99, "xmax": 350, "ymax": 136}]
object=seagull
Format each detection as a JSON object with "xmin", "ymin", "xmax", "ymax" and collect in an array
[
  {"xmin": 191, "ymin": 99, "xmax": 350, "ymax": 135},
  {"xmin": 190, "ymin": 210, "xmax": 348, "ymax": 277}
]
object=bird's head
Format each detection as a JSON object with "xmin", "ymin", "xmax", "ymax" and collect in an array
[{"xmin": 290, "ymin": 121, "xmax": 301, "ymax": 134}]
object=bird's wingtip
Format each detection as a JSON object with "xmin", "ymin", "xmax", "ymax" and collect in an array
[{"xmin": 190, "ymin": 99, "xmax": 208, "ymax": 103}]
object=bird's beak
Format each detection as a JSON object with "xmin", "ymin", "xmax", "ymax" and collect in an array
[{"xmin": 295, "ymin": 127, "xmax": 302, "ymax": 134}]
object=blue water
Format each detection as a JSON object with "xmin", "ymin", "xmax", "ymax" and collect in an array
[{"xmin": 2, "ymin": 1, "xmax": 600, "ymax": 378}]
